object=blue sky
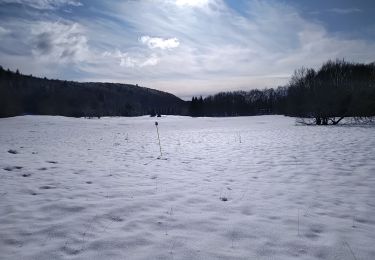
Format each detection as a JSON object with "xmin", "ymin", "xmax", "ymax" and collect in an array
[{"xmin": 0, "ymin": 0, "xmax": 374, "ymax": 99}]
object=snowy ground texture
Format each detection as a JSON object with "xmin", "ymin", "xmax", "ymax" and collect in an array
[{"xmin": 1, "ymin": 115, "xmax": 375, "ymax": 260}]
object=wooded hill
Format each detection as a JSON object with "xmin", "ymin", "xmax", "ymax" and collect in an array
[{"xmin": 0, "ymin": 67, "xmax": 187, "ymax": 118}]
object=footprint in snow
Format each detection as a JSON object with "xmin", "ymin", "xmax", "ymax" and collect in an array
[
  {"xmin": 39, "ymin": 185, "xmax": 57, "ymax": 190},
  {"xmin": 46, "ymin": 161, "xmax": 58, "ymax": 164},
  {"xmin": 3, "ymin": 166, "xmax": 23, "ymax": 171},
  {"xmin": 109, "ymin": 215, "xmax": 124, "ymax": 222},
  {"xmin": 220, "ymin": 197, "xmax": 228, "ymax": 202}
]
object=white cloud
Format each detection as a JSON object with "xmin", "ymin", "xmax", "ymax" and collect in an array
[
  {"xmin": 0, "ymin": 26, "xmax": 10, "ymax": 36},
  {"xmin": 0, "ymin": 0, "xmax": 82, "ymax": 9},
  {"xmin": 30, "ymin": 21, "xmax": 89, "ymax": 63},
  {"xmin": 102, "ymin": 50, "xmax": 159, "ymax": 68},
  {"xmin": 175, "ymin": 0, "xmax": 210, "ymax": 8},
  {"xmin": 140, "ymin": 54, "xmax": 159, "ymax": 67},
  {"xmin": 328, "ymin": 8, "xmax": 362, "ymax": 14},
  {"xmin": 139, "ymin": 36, "xmax": 180, "ymax": 50},
  {"xmin": 120, "ymin": 56, "xmax": 137, "ymax": 68}
]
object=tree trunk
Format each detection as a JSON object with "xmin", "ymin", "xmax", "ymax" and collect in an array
[{"xmin": 332, "ymin": 116, "xmax": 345, "ymax": 125}]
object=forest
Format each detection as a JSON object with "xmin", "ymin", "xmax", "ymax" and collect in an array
[
  {"xmin": 1, "ymin": 60, "xmax": 374, "ymax": 124},
  {"xmin": 190, "ymin": 60, "xmax": 375, "ymax": 124}
]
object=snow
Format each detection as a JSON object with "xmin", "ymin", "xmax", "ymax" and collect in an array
[{"xmin": 0, "ymin": 115, "xmax": 374, "ymax": 260}]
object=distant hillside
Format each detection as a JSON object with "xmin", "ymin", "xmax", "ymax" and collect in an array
[{"xmin": 0, "ymin": 67, "xmax": 188, "ymax": 118}]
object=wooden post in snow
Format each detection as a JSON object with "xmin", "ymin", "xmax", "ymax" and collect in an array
[{"xmin": 155, "ymin": 121, "xmax": 162, "ymax": 158}]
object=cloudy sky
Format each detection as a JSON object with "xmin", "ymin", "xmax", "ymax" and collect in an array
[{"xmin": 0, "ymin": 0, "xmax": 375, "ymax": 99}]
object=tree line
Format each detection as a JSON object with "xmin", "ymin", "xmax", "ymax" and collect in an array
[
  {"xmin": 190, "ymin": 60, "xmax": 375, "ymax": 124},
  {"xmin": 1, "ymin": 59, "xmax": 374, "ymax": 124},
  {"xmin": 189, "ymin": 88, "xmax": 287, "ymax": 117}
]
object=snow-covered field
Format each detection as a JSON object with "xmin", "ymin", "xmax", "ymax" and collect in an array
[{"xmin": 0, "ymin": 115, "xmax": 374, "ymax": 260}]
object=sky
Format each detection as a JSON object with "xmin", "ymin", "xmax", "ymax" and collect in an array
[{"xmin": 0, "ymin": 0, "xmax": 375, "ymax": 99}]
